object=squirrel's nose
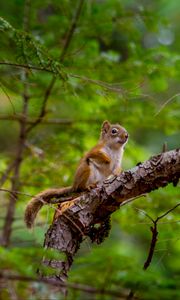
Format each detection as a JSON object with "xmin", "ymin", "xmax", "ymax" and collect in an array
[{"xmin": 124, "ymin": 132, "xmax": 129, "ymax": 140}]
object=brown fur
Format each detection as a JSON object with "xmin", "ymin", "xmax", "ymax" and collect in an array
[
  {"xmin": 24, "ymin": 120, "xmax": 128, "ymax": 228},
  {"xmin": 24, "ymin": 187, "xmax": 72, "ymax": 228},
  {"xmin": 73, "ymin": 158, "xmax": 91, "ymax": 191}
]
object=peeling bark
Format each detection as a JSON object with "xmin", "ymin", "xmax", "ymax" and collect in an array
[{"xmin": 41, "ymin": 149, "xmax": 180, "ymax": 286}]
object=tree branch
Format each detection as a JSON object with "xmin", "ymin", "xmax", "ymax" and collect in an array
[{"xmin": 38, "ymin": 149, "xmax": 179, "ymax": 286}]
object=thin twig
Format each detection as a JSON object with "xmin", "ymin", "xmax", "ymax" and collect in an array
[
  {"xmin": 120, "ymin": 194, "xmax": 147, "ymax": 207},
  {"xmin": 154, "ymin": 93, "xmax": 180, "ymax": 116},
  {"xmin": 70, "ymin": 73, "xmax": 123, "ymax": 93},
  {"xmin": 134, "ymin": 207, "xmax": 154, "ymax": 223},
  {"xmin": 25, "ymin": 76, "xmax": 55, "ymax": 133},
  {"xmin": 0, "ymin": 114, "xmax": 73, "ymax": 125},
  {"xmin": 59, "ymin": 0, "xmax": 85, "ymax": 61},
  {"xmin": 156, "ymin": 203, "xmax": 180, "ymax": 222},
  {"xmin": 0, "ymin": 188, "xmax": 34, "ymax": 198},
  {"xmin": 0, "ymin": 61, "xmax": 52, "ymax": 72},
  {"xmin": 0, "ymin": 161, "xmax": 16, "ymax": 187},
  {"xmin": 0, "ymin": 61, "xmax": 124, "ymax": 93},
  {"xmin": 0, "ymin": 273, "xmax": 129, "ymax": 299},
  {"xmin": 162, "ymin": 142, "xmax": 168, "ymax": 153},
  {"xmin": 0, "ymin": 82, "xmax": 16, "ymax": 114},
  {"xmin": 143, "ymin": 222, "xmax": 158, "ymax": 270},
  {"xmin": 142, "ymin": 203, "xmax": 180, "ymax": 270},
  {"xmin": 26, "ymin": 0, "xmax": 85, "ymax": 133}
]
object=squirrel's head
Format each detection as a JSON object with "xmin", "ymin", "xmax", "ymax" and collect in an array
[{"xmin": 100, "ymin": 120, "xmax": 128, "ymax": 149}]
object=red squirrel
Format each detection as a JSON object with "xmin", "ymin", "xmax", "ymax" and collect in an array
[{"xmin": 24, "ymin": 120, "xmax": 128, "ymax": 228}]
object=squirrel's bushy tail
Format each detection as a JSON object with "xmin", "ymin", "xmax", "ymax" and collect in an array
[{"xmin": 24, "ymin": 187, "xmax": 72, "ymax": 228}]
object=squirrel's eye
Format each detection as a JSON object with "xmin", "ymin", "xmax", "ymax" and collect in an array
[{"xmin": 111, "ymin": 128, "xmax": 118, "ymax": 135}]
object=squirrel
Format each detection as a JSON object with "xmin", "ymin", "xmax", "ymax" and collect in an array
[{"xmin": 24, "ymin": 120, "xmax": 128, "ymax": 228}]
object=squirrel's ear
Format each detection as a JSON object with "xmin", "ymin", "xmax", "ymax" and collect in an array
[{"xmin": 101, "ymin": 120, "xmax": 111, "ymax": 138}]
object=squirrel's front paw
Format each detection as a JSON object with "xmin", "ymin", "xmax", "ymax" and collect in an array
[{"xmin": 87, "ymin": 182, "xmax": 98, "ymax": 191}]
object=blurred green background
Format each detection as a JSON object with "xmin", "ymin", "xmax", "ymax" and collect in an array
[{"xmin": 0, "ymin": 0, "xmax": 179, "ymax": 299}]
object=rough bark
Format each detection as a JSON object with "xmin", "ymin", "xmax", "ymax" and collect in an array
[{"xmin": 40, "ymin": 149, "xmax": 180, "ymax": 285}]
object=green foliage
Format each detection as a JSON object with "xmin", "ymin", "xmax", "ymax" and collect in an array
[
  {"xmin": 0, "ymin": 17, "xmax": 67, "ymax": 80},
  {"xmin": 0, "ymin": 0, "xmax": 179, "ymax": 299}
]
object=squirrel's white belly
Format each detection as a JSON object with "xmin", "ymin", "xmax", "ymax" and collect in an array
[
  {"xmin": 103, "ymin": 147, "xmax": 124, "ymax": 173},
  {"xmin": 87, "ymin": 161, "xmax": 108, "ymax": 185}
]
